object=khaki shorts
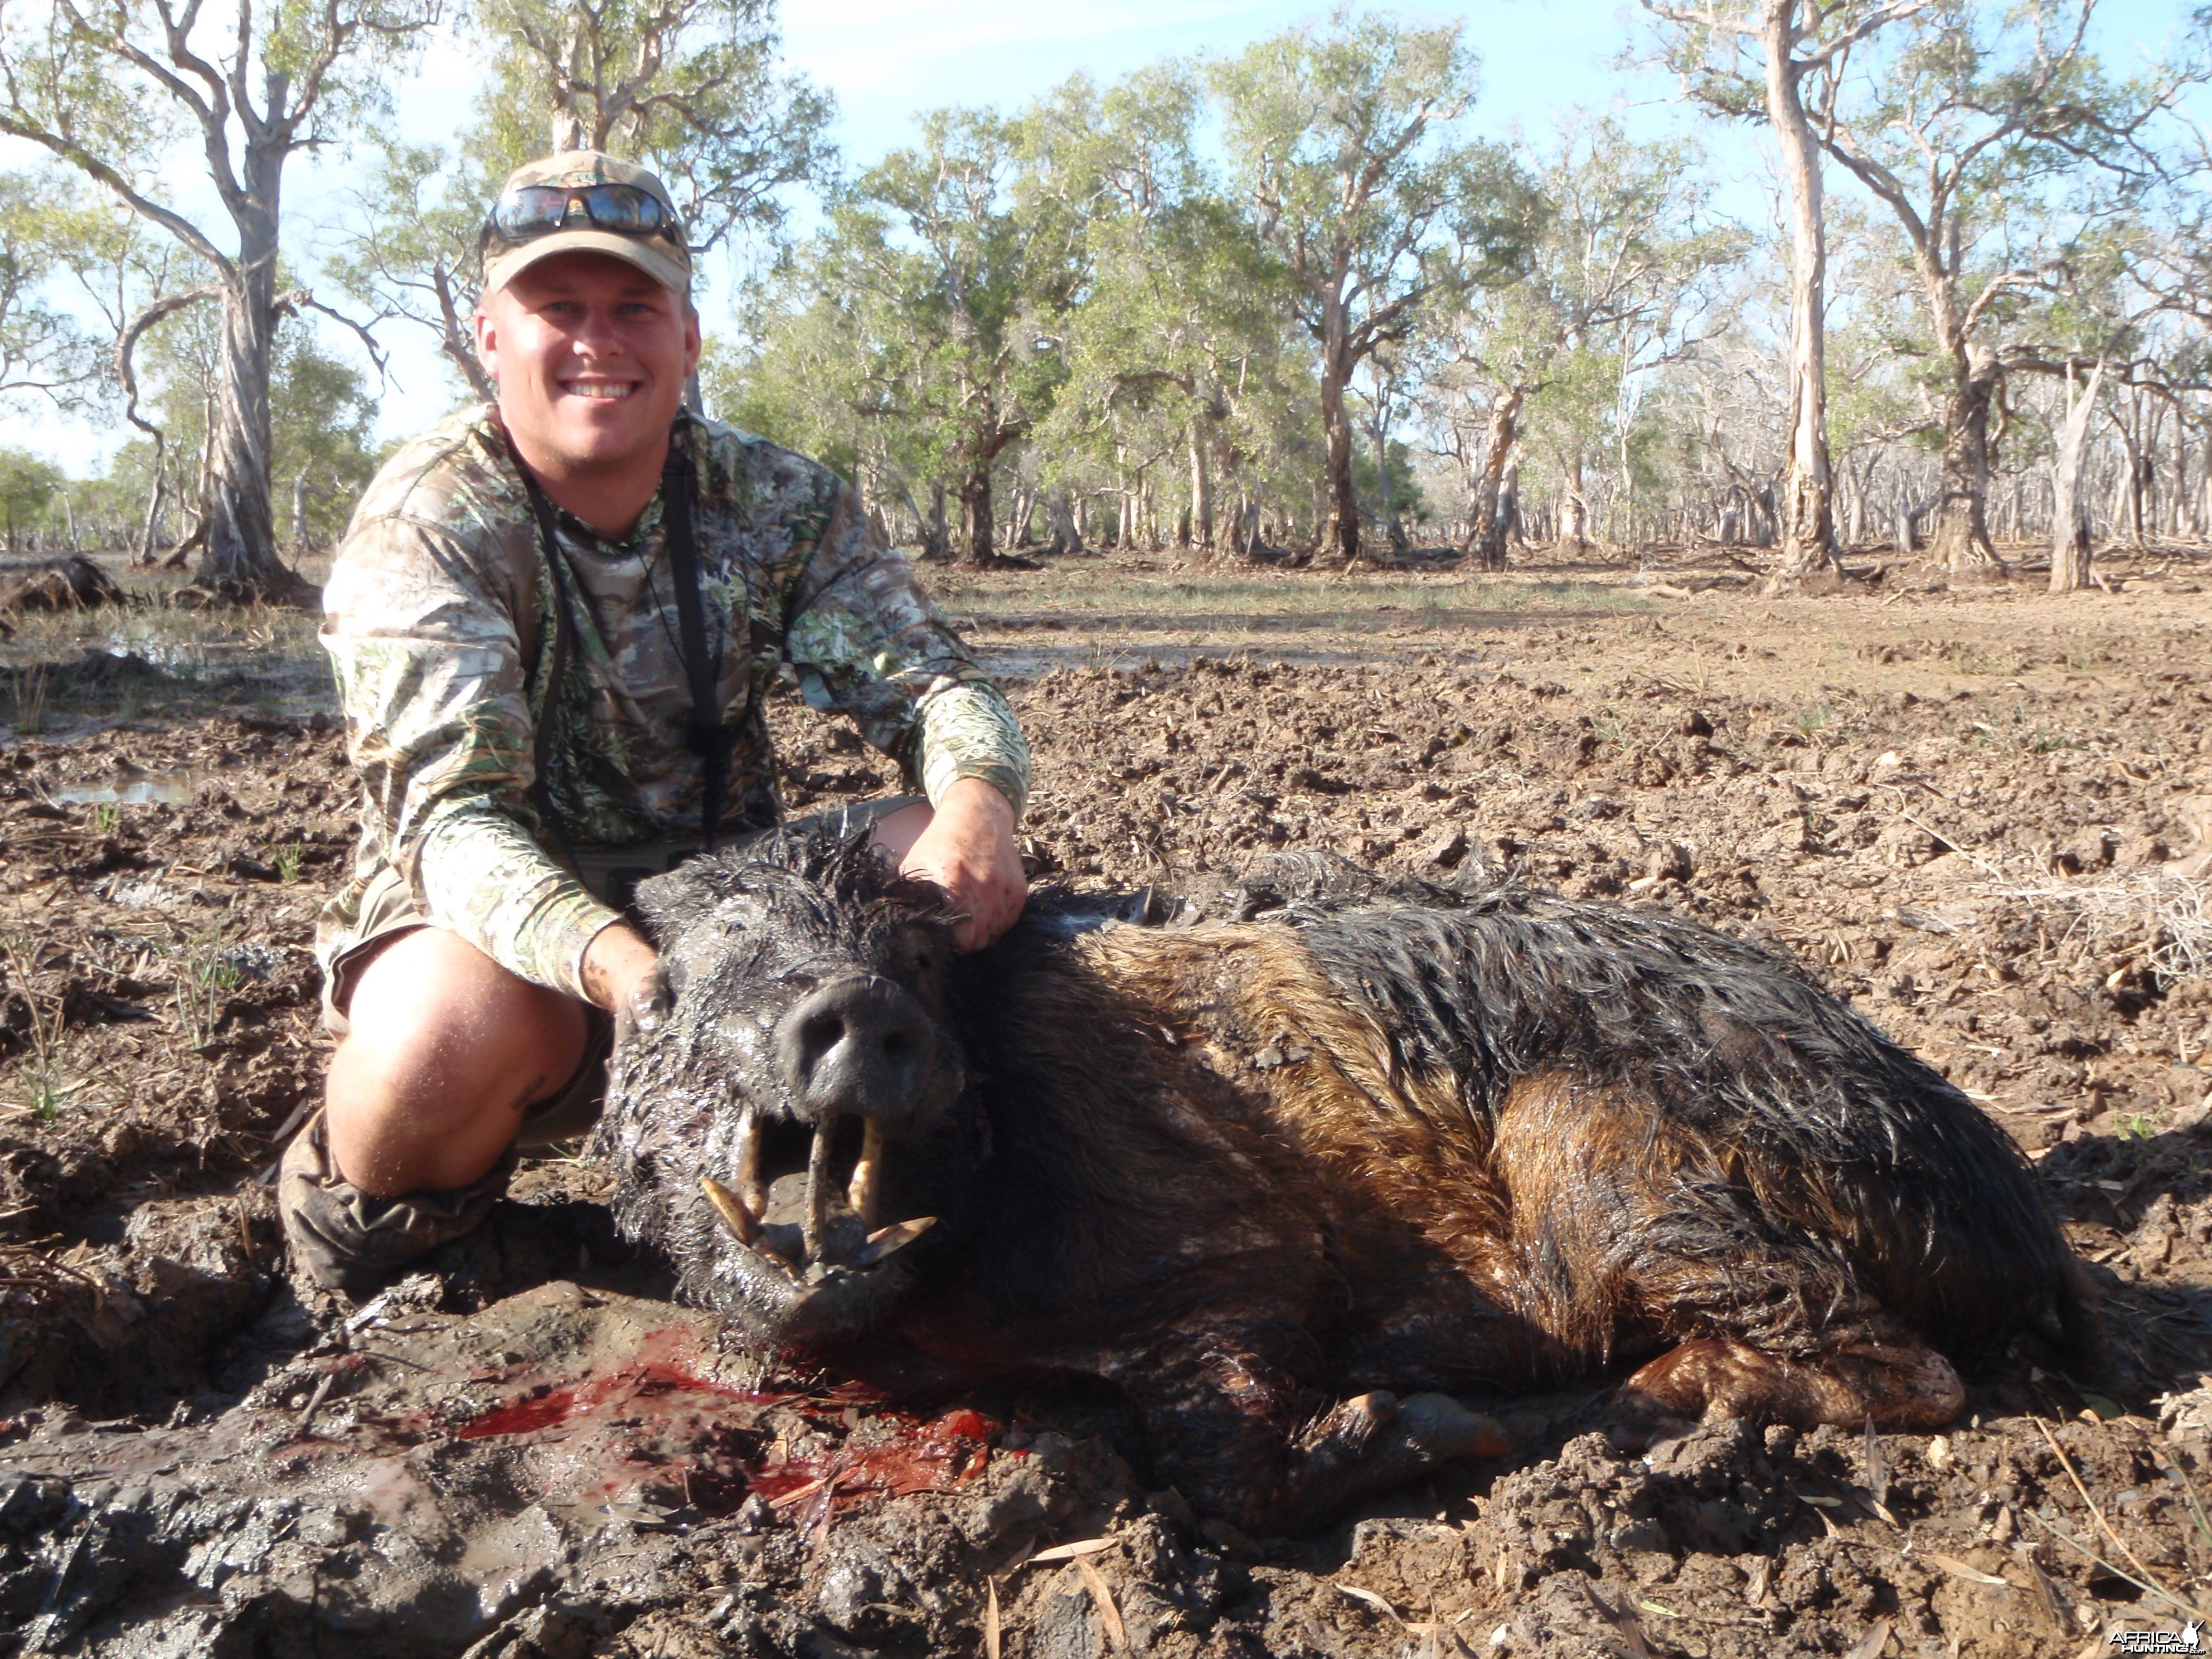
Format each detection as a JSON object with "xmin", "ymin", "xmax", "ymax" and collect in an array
[{"xmin": 321, "ymin": 796, "xmax": 924, "ymax": 1146}]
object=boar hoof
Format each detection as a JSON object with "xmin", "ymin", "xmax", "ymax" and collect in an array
[
  {"xmin": 1394, "ymin": 1391, "xmax": 1509, "ymax": 1462},
  {"xmin": 1283, "ymin": 1390, "xmax": 1506, "ymax": 1530}
]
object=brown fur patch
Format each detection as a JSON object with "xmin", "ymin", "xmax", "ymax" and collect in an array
[
  {"xmin": 1069, "ymin": 928, "xmax": 1947, "ymax": 1414},
  {"xmin": 1079, "ymin": 924, "xmax": 1508, "ymax": 1259}
]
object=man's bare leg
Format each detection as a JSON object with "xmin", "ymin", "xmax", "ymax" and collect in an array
[{"xmin": 325, "ymin": 928, "xmax": 591, "ymax": 1197}]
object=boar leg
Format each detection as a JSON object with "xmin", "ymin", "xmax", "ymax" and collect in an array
[
  {"xmin": 1621, "ymin": 1327, "xmax": 1963, "ymax": 1430},
  {"xmin": 1121, "ymin": 1336, "xmax": 1503, "ymax": 1535}
]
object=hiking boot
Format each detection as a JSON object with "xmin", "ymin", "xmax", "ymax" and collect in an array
[{"xmin": 278, "ymin": 1110, "xmax": 518, "ymax": 1295}]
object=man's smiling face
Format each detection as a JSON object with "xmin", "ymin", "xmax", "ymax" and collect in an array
[{"xmin": 476, "ymin": 250, "xmax": 701, "ymax": 495}]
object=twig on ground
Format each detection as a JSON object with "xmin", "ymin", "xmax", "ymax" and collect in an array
[{"xmin": 2034, "ymin": 1418, "xmax": 2208, "ymax": 1623}]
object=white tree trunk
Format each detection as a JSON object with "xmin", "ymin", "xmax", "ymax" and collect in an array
[
  {"xmin": 2050, "ymin": 360, "xmax": 2106, "ymax": 593},
  {"xmin": 1761, "ymin": 0, "xmax": 1839, "ymax": 589}
]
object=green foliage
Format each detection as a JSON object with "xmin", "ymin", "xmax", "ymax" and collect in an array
[
  {"xmin": 1023, "ymin": 65, "xmax": 1307, "ymax": 537},
  {"xmin": 716, "ymin": 105, "xmax": 1078, "ymax": 557},
  {"xmin": 0, "ymin": 171, "xmax": 114, "ymax": 410},
  {"xmin": 171, "ymin": 926, "xmax": 241, "ymax": 1052},
  {"xmin": 0, "ymin": 937, "xmax": 80, "ymax": 1119},
  {"xmin": 1351, "ymin": 435, "xmax": 1432, "ymax": 526},
  {"xmin": 0, "ymin": 447, "xmax": 64, "ymax": 542},
  {"xmin": 2, "ymin": 663, "xmax": 50, "ymax": 734}
]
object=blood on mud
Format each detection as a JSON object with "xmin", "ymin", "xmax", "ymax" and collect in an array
[
  {"xmin": 452, "ymin": 1359, "xmax": 734, "ymax": 1440},
  {"xmin": 746, "ymin": 1406, "xmax": 997, "ymax": 1512},
  {"xmin": 451, "ymin": 1327, "xmax": 998, "ymax": 1516}
]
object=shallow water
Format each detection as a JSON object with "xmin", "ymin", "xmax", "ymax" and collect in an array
[{"xmin": 51, "ymin": 770, "xmax": 196, "ymax": 804}]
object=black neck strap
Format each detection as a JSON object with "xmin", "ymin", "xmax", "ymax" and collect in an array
[
  {"xmin": 507, "ymin": 418, "xmax": 727, "ymax": 855},
  {"xmin": 659, "ymin": 424, "xmax": 727, "ymax": 850}
]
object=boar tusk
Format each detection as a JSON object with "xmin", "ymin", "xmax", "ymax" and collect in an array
[
  {"xmin": 847, "ymin": 1120, "xmax": 885, "ymax": 1230},
  {"xmin": 735, "ymin": 1097, "xmax": 767, "ymax": 1217},
  {"xmin": 802, "ymin": 1115, "xmax": 837, "ymax": 1265},
  {"xmin": 856, "ymin": 1215, "xmax": 937, "ymax": 1266},
  {"xmin": 699, "ymin": 1175, "xmax": 761, "ymax": 1245}
]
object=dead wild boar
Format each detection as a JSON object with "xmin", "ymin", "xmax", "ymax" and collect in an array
[{"xmin": 596, "ymin": 828, "xmax": 2092, "ymax": 1534}]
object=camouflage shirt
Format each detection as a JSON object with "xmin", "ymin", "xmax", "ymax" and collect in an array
[{"xmin": 318, "ymin": 405, "xmax": 1030, "ymax": 1002}]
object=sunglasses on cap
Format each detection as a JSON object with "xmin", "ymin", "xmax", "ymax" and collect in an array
[{"xmin": 483, "ymin": 182, "xmax": 686, "ymax": 247}]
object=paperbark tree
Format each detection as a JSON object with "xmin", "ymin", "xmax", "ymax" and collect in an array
[
  {"xmin": 1025, "ymin": 65, "xmax": 1295, "ymax": 562},
  {"xmin": 724, "ymin": 109, "xmax": 1076, "ymax": 566},
  {"xmin": 1210, "ymin": 10, "xmax": 1524, "ymax": 564},
  {"xmin": 0, "ymin": 0, "xmax": 434, "ymax": 603},
  {"xmin": 1645, "ymin": 1, "xmax": 1930, "ymax": 590},
  {"xmin": 1802, "ymin": 0, "xmax": 2187, "ymax": 579},
  {"xmin": 2049, "ymin": 356, "xmax": 2106, "ymax": 591}
]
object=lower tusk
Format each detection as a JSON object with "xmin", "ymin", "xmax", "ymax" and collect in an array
[
  {"xmin": 802, "ymin": 1115, "xmax": 837, "ymax": 1264},
  {"xmin": 847, "ymin": 1120, "xmax": 885, "ymax": 1230},
  {"xmin": 699, "ymin": 1175, "xmax": 761, "ymax": 1245},
  {"xmin": 856, "ymin": 1215, "xmax": 937, "ymax": 1266},
  {"xmin": 736, "ymin": 1098, "xmax": 767, "ymax": 1217}
]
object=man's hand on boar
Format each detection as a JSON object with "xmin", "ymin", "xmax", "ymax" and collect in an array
[
  {"xmin": 895, "ymin": 777, "xmax": 1026, "ymax": 953},
  {"xmin": 582, "ymin": 920, "xmax": 671, "ymax": 1046}
]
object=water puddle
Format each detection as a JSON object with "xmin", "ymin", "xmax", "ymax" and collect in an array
[{"xmin": 52, "ymin": 772, "xmax": 196, "ymax": 806}]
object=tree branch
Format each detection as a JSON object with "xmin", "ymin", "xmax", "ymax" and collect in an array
[
  {"xmin": 115, "ymin": 282, "xmax": 222, "ymax": 441},
  {"xmin": 1794, "ymin": 0, "xmax": 1934, "ymax": 73},
  {"xmin": 271, "ymin": 287, "xmax": 391, "ymax": 385}
]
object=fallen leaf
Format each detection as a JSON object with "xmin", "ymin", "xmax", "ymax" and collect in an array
[
  {"xmin": 1863, "ymin": 1420, "xmax": 1892, "ymax": 1523},
  {"xmin": 1026, "ymin": 1537, "xmax": 1117, "ymax": 1565},
  {"xmin": 1335, "ymin": 1584, "xmax": 1403, "ymax": 1624},
  {"xmin": 1075, "ymin": 1558, "xmax": 1127, "ymax": 1652},
  {"xmin": 1745, "ymin": 1556, "xmax": 1772, "ymax": 1603},
  {"xmin": 1847, "ymin": 1616, "xmax": 1894, "ymax": 1659},
  {"xmin": 985, "ymin": 1578, "xmax": 1001, "ymax": 1659},
  {"xmin": 1925, "ymin": 1553, "xmax": 2012, "ymax": 1588},
  {"xmin": 1583, "ymin": 1583, "xmax": 1651, "ymax": 1659}
]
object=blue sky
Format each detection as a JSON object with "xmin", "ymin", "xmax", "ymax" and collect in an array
[{"xmin": 3, "ymin": 0, "xmax": 2202, "ymax": 473}]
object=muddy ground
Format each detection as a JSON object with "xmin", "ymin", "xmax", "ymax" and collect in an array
[{"xmin": 4, "ymin": 544, "xmax": 2212, "ymax": 1655}]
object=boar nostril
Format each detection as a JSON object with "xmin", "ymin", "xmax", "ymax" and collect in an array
[
  {"xmin": 779, "ymin": 975, "xmax": 938, "ymax": 1123},
  {"xmin": 798, "ymin": 1013, "xmax": 847, "ymax": 1074}
]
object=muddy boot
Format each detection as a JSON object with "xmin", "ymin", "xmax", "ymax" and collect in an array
[{"xmin": 278, "ymin": 1112, "xmax": 518, "ymax": 1296}]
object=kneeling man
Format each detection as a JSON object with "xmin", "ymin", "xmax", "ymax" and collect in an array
[{"xmin": 283, "ymin": 152, "xmax": 1031, "ymax": 1290}]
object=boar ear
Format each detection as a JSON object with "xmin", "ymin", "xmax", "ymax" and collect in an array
[{"xmin": 633, "ymin": 858, "xmax": 736, "ymax": 939}]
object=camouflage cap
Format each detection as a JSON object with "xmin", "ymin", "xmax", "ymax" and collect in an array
[{"xmin": 479, "ymin": 151, "xmax": 691, "ymax": 298}]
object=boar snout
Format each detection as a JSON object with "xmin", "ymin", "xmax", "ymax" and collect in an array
[{"xmin": 778, "ymin": 974, "xmax": 938, "ymax": 1131}]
